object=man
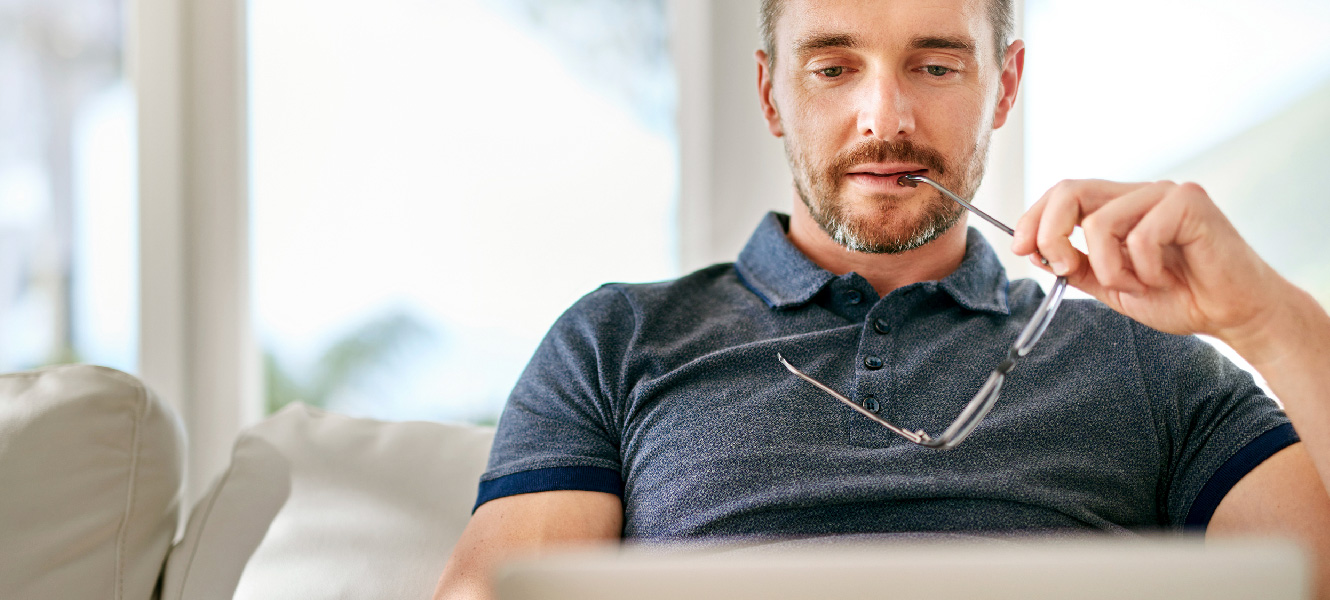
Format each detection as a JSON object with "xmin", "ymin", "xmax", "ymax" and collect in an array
[{"xmin": 435, "ymin": 0, "xmax": 1330, "ymax": 598}]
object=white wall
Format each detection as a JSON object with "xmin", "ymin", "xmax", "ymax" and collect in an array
[{"xmin": 673, "ymin": 0, "xmax": 792, "ymax": 273}]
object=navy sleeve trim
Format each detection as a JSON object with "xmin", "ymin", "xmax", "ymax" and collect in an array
[
  {"xmin": 474, "ymin": 466, "xmax": 623, "ymax": 513},
  {"xmin": 1185, "ymin": 423, "xmax": 1300, "ymax": 528}
]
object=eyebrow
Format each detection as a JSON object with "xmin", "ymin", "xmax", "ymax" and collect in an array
[
  {"xmin": 792, "ymin": 33, "xmax": 859, "ymax": 60},
  {"xmin": 790, "ymin": 33, "xmax": 979, "ymax": 62},
  {"xmin": 909, "ymin": 35, "xmax": 977, "ymax": 56}
]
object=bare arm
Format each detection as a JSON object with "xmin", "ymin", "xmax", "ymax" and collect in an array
[
  {"xmin": 1209, "ymin": 442, "xmax": 1330, "ymax": 598},
  {"xmin": 1208, "ymin": 284, "xmax": 1330, "ymax": 598},
  {"xmin": 433, "ymin": 490, "xmax": 623, "ymax": 600}
]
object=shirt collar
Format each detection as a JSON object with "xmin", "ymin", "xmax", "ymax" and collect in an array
[{"xmin": 735, "ymin": 212, "xmax": 1010, "ymax": 315}]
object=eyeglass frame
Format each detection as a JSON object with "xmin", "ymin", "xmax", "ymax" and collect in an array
[{"xmin": 777, "ymin": 174, "xmax": 1070, "ymax": 450}]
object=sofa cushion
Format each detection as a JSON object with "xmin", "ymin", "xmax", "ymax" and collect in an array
[
  {"xmin": 0, "ymin": 364, "xmax": 185, "ymax": 600},
  {"xmin": 161, "ymin": 403, "xmax": 494, "ymax": 600}
]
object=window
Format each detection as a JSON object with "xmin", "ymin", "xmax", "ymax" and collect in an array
[
  {"xmin": 0, "ymin": 0, "xmax": 136, "ymax": 373},
  {"xmin": 249, "ymin": 0, "xmax": 678, "ymax": 422}
]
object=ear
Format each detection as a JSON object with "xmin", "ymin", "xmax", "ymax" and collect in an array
[
  {"xmin": 756, "ymin": 49, "xmax": 784, "ymax": 137},
  {"xmin": 990, "ymin": 40, "xmax": 1025, "ymax": 130}
]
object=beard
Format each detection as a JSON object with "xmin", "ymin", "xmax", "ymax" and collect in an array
[{"xmin": 785, "ymin": 136, "xmax": 989, "ymax": 254}]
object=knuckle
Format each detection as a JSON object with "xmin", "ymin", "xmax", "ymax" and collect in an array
[
  {"xmin": 1124, "ymin": 229, "xmax": 1152, "ymax": 253},
  {"xmin": 1098, "ymin": 269, "xmax": 1128, "ymax": 288},
  {"xmin": 1179, "ymin": 181, "xmax": 1207, "ymax": 195},
  {"xmin": 1035, "ymin": 228, "xmax": 1062, "ymax": 248},
  {"xmin": 1014, "ymin": 210, "xmax": 1035, "ymax": 231}
]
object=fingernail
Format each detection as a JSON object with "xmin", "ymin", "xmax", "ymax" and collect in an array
[{"xmin": 1051, "ymin": 261, "xmax": 1069, "ymax": 275}]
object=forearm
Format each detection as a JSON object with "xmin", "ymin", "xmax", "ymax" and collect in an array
[
  {"xmin": 433, "ymin": 491, "xmax": 623, "ymax": 600},
  {"xmin": 1225, "ymin": 281, "xmax": 1330, "ymax": 496}
]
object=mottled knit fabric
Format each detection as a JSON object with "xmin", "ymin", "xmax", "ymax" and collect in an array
[{"xmin": 478, "ymin": 212, "xmax": 1296, "ymax": 539}]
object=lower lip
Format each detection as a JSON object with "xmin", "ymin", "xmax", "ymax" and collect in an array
[{"xmin": 844, "ymin": 171, "xmax": 928, "ymax": 193}]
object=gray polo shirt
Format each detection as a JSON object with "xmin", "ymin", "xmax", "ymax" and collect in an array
[{"xmin": 478, "ymin": 212, "xmax": 1296, "ymax": 539}]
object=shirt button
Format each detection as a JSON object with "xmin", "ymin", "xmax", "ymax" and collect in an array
[
  {"xmin": 862, "ymin": 396, "xmax": 881, "ymax": 413},
  {"xmin": 872, "ymin": 318, "xmax": 891, "ymax": 334},
  {"xmin": 863, "ymin": 356, "xmax": 884, "ymax": 370},
  {"xmin": 845, "ymin": 290, "xmax": 862, "ymax": 305}
]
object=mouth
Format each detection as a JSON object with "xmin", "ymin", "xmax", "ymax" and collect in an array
[
  {"xmin": 847, "ymin": 167, "xmax": 929, "ymax": 177},
  {"xmin": 843, "ymin": 166, "xmax": 930, "ymax": 191}
]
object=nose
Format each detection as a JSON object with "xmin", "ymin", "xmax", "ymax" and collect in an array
[{"xmin": 856, "ymin": 71, "xmax": 914, "ymax": 140}]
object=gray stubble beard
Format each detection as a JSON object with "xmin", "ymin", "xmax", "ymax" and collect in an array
[{"xmin": 786, "ymin": 135, "xmax": 991, "ymax": 255}]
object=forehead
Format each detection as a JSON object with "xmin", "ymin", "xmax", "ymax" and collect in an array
[{"xmin": 775, "ymin": 0, "xmax": 992, "ymax": 59}]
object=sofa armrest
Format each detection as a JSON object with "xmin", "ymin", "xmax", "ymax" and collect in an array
[{"xmin": 0, "ymin": 365, "xmax": 185, "ymax": 600}]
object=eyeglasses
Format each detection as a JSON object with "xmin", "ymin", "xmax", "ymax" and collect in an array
[{"xmin": 778, "ymin": 174, "xmax": 1069, "ymax": 450}]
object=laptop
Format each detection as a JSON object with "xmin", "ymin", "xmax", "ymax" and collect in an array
[{"xmin": 494, "ymin": 535, "xmax": 1309, "ymax": 600}]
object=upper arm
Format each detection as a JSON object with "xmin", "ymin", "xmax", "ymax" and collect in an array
[
  {"xmin": 1208, "ymin": 442, "xmax": 1330, "ymax": 596},
  {"xmin": 435, "ymin": 490, "xmax": 623, "ymax": 600}
]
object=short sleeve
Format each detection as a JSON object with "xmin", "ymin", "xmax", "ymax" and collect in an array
[
  {"xmin": 474, "ymin": 285, "xmax": 636, "ymax": 511},
  {"xmin": 1135, "ymin": 324, "xmax": 1299, "ymax": 527}
]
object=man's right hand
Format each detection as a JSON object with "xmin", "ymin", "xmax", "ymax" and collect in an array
[{"xmin": 433, "ymin": 490, "xmax": 623, "ymax": 600}]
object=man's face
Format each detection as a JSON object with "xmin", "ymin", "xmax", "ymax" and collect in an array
[{"xmin": 758, "ymin": 0, "xmax": 1020, "ymax": 253}]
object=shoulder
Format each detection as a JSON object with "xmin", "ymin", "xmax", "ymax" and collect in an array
[
  {"xmin": 596, "ymin": 262, "xmax": 754, "ymax": 318},
  {"xmin": 1007, "ymin": 279, "xmax": 1244, "ymax": 385},
  {"xmin": 549, "ymin": 263, "xmax": 746, "ymax": 340}
]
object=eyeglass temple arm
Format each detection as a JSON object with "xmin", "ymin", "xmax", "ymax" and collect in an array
[
  {"xmin": 900, "ymin": 174, "xmax": 1014, "ymax": 236},
  {"xmin": 901, "ymin": 174, "xmax": 1061, "ymax": 271},
  {"xmin": 777, "ymin": 353, "xmax": 930, "ymax": 445}
]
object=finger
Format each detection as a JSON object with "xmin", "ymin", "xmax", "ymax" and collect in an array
[
  {"xmin": 1124, "ymin": 184, "xmax": 1193, "ymax": 289},
  {"xmin": 1032, "ymin": 182, "xmax": 1090, "ymax": 276},
  {"xmin": 1012, "ymin": 189, "xmax": 1050, "ymax": 256},
  {"xmin": 1080, "ymin": 182, "xmax": 1175, "ymax": 294},
  {"xmin": 1016, "ymin": 178, "xmax": 1154, "ymax": 255},
  {"xmin": 1032, "ymin": 247, "xmax": 1121, "ymax": 311},
  {"xmin": 1026, "ymin": 180, "xmax": 1151, "ymax": 276}
]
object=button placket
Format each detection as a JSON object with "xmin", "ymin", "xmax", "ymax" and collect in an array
[{"xmin": 846, "ymin": 302, "xmax": 898, "ymax": 446}]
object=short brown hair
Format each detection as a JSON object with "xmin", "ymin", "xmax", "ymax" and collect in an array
[{"xmin": 759, "ymin": 0, "xmax": 1014, "ymax": 67}]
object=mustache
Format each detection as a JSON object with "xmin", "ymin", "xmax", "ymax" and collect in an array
[{"xmin": 829, "ymin": 139, "xmax": 948, "ymax": 178}]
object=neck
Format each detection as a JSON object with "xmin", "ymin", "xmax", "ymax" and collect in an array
[{"xmin": 786, "ymin": 192, "xmax": 970, "ymax": 297}]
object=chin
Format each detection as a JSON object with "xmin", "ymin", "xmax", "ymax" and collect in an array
[{"xmin": 829, "ymin": 202, "xmax": 962, "ymax": 254}]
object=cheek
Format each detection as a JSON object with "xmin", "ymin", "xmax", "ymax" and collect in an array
[
  {"xmin": 925, "ymin": 101, "xmax": 991, "ymax": 155},
  {"xmin": 781, "ymin": 79, "xmax": 855, "ymax": 131}
]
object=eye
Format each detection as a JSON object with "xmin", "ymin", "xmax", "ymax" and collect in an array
[
  {"xmin": 818, "ymin": 66, "xmax": 845, "ymax": 78},
  {"xmin": 924, "ymin": 65, "xmax": 953, "ymax": 77}
]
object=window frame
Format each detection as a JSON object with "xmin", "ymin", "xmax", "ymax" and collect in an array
[{"xmin": 133, "ymin": 0, "xmax": 259, "ymax": 502}]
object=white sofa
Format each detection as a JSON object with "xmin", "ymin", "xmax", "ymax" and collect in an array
[{"xmin": 0, "ymin": 364, "xmax": 494, "ymax": 600}]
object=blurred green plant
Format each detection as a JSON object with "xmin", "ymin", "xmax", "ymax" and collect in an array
[
  {"xmin": 24, "ymin": 344, "xmax": 85, "ymax": 371},
  {"xmin": 264, "ymin": 309, "xmax": 435, "ymax": 414}
]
